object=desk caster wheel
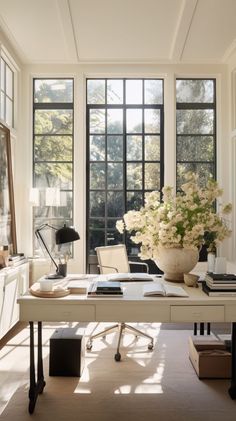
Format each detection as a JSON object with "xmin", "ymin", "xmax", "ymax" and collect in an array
[
  {"xmin": 114, "ymin": 352, "xmax": 121, "ymax": 362},
  {"xmin": 86, "ymin": 342, "xmax": 93, "ymax": 350},
  {"xmin": 148, "ymin": 342, "xmax": 154, "ymax": 350}
]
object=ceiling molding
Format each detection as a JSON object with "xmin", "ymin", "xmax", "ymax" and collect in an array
[
  {"xmin": 57, "ymin": 0, "xmax": 78, "ymax": 62},
  {"xmin": 222, "ymin": 38, "xmax": 236, "ymax": 63},
  {"xmin": 170, "ymin": 0, "xmax": 198, "ymax": 62},
  {"xmin": 0, "ymin": 14, "xmax": 28, "ymax": 63}
]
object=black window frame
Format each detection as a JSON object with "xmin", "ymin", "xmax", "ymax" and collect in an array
[
  {"xmin": 176, "ymin": 78, "xmax": 217, "ymax": 189},
  {"xmin": 176, "ymin": 78, "xmax": 217, "ymax": 261},
  {"xmin": 86, "ymin": 78, "xmax": 164, "ymax": 273}
]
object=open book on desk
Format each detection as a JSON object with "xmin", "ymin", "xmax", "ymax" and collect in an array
[
  {"xmin": 102, "ymin": 272, "xmax": 155, "ymax": 282},
  {"xmin": 143, "ymin": 282, "xmax": 189, "ymax": 297}
]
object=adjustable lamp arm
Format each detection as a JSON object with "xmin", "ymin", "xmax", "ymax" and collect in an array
[{"xmin": 35, "ymin": 223, "xmax": 59, "ymax": 272}]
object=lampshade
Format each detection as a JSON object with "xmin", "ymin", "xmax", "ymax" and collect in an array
[{"xmin": 56, "ymin": 224, "xmax": 80, "ymax": 245}]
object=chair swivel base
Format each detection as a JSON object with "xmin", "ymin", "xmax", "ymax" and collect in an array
[{"xmin": 86, "ymin": 322, "xmax": 154, "ymax": 361}]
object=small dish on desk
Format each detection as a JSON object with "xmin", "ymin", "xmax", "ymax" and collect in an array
[
  {"xmin": 30, "ymin": 282, "xmax": 70, "ymax": 298},
  {"xmin": 184, "ymin": 273, "xmax": 199, "ymax": 287}
]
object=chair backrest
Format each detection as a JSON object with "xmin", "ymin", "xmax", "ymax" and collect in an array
[{"xmin": 95, "ymin": 245, "xmax": 130, "ymax": 274}]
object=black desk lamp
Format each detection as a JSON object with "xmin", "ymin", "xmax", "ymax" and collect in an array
[{"xmin": 35, "ymin": 223, "xmax": 80, "ymax": 279}]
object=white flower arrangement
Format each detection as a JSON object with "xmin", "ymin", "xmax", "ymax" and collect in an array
[{"xmin": 116, "ymin": 172, "xmax": 232, "ymax": 261}]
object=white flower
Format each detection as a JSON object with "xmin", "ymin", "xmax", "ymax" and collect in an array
[{"xmin": 116, "ymin": 172, "xmax": 232, "ymax": 260}]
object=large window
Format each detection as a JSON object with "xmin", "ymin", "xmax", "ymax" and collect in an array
[
  {"xmin": 0, "ymin": 56, "xmax": 14, "ymax": 128},
  {"xmin": 176, "ymin": 79, "xmax": 216, "ymax": 189},
  {"xmin": 87, "ymin": 78, "xmax": 164, "ymax": 271},
  {"xmin": 32, "ymin": 78, "xmax": 74, "ymax": 255}
]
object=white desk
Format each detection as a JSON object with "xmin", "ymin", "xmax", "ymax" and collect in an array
[{"xmin": 18, "ymin": 279, "xmax": 236, "ymax": 413}]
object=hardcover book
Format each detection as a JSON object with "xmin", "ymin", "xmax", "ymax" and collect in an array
[
  {"xmin": 202, "ymin": 281, "xmax": 236, "ymax": 296},
  {"xmin": 87, "ymin": 281, "xmax": 123, "ymax": 296}
]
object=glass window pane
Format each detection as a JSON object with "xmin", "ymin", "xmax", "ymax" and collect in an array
[
  {"xmin": 90, "ymin": 191, "xmax": 105, "ymax": 217},
  {"xmin": 145, "ymin": 191, "xmax": 160, "ymax": 202},
  {"xmin": 90, "ymin": 163, "xmax": 105, "ymax": 189},
  {"xmin": 107, "ymin": 191, "xmax": 124, "ymax": 217},
  {"xmin": 177, "ymin": 110, "xmax": 214, "ymax": 134},
  {"xmin": 89, "ymin": 230, "xmax": 105, "ymax": 254},
  {"xmin": 35, "ymin": 109, "xmax": 73, "ymax": 134},
  {"xmin": 177, "ymin": 163, "xmax": 214, "ymax": 189},
  {"xmin": 34, "ymin": 79, "xmax": 73, "ymax": 103},
  {"xmin": 107, "ymin": 163, "xmax": 123, "ymax": 189},
  {"xmin": 59, "ymin": 191, "xmax": 72, "ymax": 218},
  {"xmin": 144, "ymin": 80, "xmax": 163, "ymax": 104},
  {"xmin": 127, "ymin": 135, "xmax": 142, "ymax": 161},
  {"xmin": 127, "ymin": 191, "xmax": 143, "ymax": 211},
  {"xmin": 177, "ymin": 136, "xmax": 214, "ymax": 162},
  {"xmin": 106, "ymin": 230, "xmax": 123, "ymax": 245},
  {"xmin": 145, "ymin": 135, "xmax": 160, "ymax": 161},
  {"xmin": 107, "ymin": 135, "xmax": 123, "ymax": 161},
  {"xmin": 34, "ymin": 163, "xmax": 72, "ymax": 189},
  {"xmin": 126, "ymin": 109, "xmax": 142, "ymax": 133},
  {"xmin": 90, "ymin": 219, "xmax": 105, "ymax": 229},
  {"xmin": 107, "ymin": 109, "xmax": 123, "ymax": 134},
  {"xmin": 90, "ymin": 135, "xmax": 105, "ymax": 161},
  {"xmin": 127, "ymin": 163, "xmax": 142, "ymax": 189},
  {"xmin": 145, "ymin": 163, "xmax": 160, "ymax": 190},
  {"xmin": 89, "ymin": 109, "xmax": 105, "ymax": 134},
  {"xmin": 87, "ymin": 79, "xmax": 105, "ymax": 104},
  {"xmin": 6, "ymin": 97, "xmax": 13, "ymax": 127},
  {"xmin": 144, "ymin": 109, "xmax": 160, "ymax": 133},
  {"xmin": 1, "ymin": 92, "xmax": 5, "ymax": 120},
  {"xmin": 6, "ymin": 65, "xmax": 13, "ymax": 99},
  {"xmin": 126, "ymin": 80, "xmax": 143, "ymax": 104},
  {"xmin": 176, "ymin": 79, "xmax": 214, "ymax": 103},
  {"xmin": 107, "ymin": 79, "xmax": 123, "ymax": 104},
  {"xmin": 34, "ymin": 135, "xmax": 72, "ymax": 161},
  {"xmin": 1, "ymin": 59, "xmax": 5, "ymax": 91}
]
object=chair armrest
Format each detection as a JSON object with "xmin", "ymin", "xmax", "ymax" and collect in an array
[
  {"xmin": 129, "ymin": 261, "xmax": 149, "ymax": 273},
  {"xmin": 97, "ymin": 264, "xmax": 118, "ymax": 273}
]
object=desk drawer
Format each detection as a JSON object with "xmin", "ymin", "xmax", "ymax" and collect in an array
[
  {"xmin": 20, "ymin": 303, "xmax": 95, "ymax": 322},
  {"xmin": 170, "ymin": 305, "xmax": 224, "ymax": 322},
  {"xmin": 96, "ymin": 302, "xmax": 170, "ymax": 322}
]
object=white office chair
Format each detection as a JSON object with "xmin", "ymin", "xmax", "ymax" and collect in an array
[{"xmin": 86, "ymin": 244, "xmax": 154, "ymax": 361}]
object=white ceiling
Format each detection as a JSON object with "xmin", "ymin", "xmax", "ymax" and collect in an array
[{"xmin": 0, "ymin": 0, "xmax": 235, "ymax": 64}]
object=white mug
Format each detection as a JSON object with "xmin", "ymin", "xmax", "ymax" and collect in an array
[
  {"xmin": 214, "ymin": 257, "xmax": 227, "ymax": 274},
  {"xmin": 39, "ymin": 278, "xmax": 53, "ymax": 292}
]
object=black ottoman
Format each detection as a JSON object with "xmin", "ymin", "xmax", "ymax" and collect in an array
[{"xmin": 49, "ymin": 328, "xmax": 85, "ymax": 376}]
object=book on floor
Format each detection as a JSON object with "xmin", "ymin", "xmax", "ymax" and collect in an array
[{"xmin": 143, "ymin": 282, "xmax": 189, "ymax": 297}]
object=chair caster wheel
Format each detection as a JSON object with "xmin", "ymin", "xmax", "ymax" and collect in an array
[
  {"xmin": 114, "ymin": 352, "xmax": 121, "ymax": 362},
  {"xmin": 86, "ymin": 342, "xmax": 92, "ymax": 350},
  {"xmin": 148, "ymin": 343, "xmax": 154, "ymax": 350}
]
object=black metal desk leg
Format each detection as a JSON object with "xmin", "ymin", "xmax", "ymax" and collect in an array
[
  {"xmin": 28, "ymin": 321, "xmax": 46, "ymax": 414},
  {"xmin": 228, "ymin": 322, "xmax": 236, "ymax": 399}
]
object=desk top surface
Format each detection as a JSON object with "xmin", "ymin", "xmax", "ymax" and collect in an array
[{"xmin": 18, "ymin": 274, "xmax": 236, "ymax": 306}]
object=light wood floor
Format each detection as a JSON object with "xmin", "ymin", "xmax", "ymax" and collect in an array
[{"xmin": 0, "ymin": 321, "xmax": 235, "ymax": 421}]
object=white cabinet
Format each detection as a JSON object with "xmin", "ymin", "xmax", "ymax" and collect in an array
[{"xmin": 0, "ymin": 262, "xmax": 29, "ymax": 339}]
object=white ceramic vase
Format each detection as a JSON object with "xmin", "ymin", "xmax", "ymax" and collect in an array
[{"xmin": 155, "ymin": 247, "xmax": 199, "ymax": 282}]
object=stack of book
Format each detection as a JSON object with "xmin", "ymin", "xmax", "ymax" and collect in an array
[
  {"xmin": 87, "ymin": 281, "xmax": 123, "ymax": 296},
  {"xmin": 202, "ymin": 273, "xmax": 236, "ymax": 296},
  {"xmin": 8, "ymin": 253, "xmax": 28, "ymax": 267}
]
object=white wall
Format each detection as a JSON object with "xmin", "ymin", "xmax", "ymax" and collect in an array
[{"xmin": 15, "ymin": 62, "xmax": 233, "ymax": 278}]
